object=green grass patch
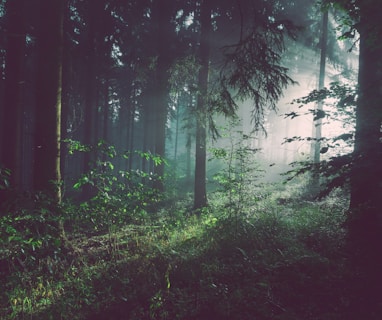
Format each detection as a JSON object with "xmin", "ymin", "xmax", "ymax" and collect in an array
[{"xmin": 0, "ymin": 186, "xmax": 353, "ymax": 319}]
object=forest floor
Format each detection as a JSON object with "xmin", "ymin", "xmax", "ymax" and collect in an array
[{"xmin": 0, "ymin": 184, "xmax": 377, "ymax": 319}]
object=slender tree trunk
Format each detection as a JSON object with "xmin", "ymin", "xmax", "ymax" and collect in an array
[
  {"xmin": 82, "ymin": 4, "xmax": 98, "ymax": 199},
  {"xmin": 32, "ymin": 0, "xmax": 69, "ymax": 250},
  {"xmin": 128, "ymin": 101, "xmax": 135, "ymax": 171},
  {"xmin": 0, "ymin": 0, "xmax": 25, "ymax": 202},
  {"xmin": 309, "ymin": 9, "xmax": 328, "ymax": 196},
  {"xmin": 102, "ymin": 78, "xmax": 109, "ymax": 143},
  {"xmin": 152, "ymin": 68, "xmax": 168, "ymax": 191},
  {"xmin": 152, "ymin": 1, "xmax": 173, "ymax": 192},
  {"xmin": 174, "ymin": 96, "xmax": 180, "ymax": 171},
  {"xmin": 194, "ymin": 0, "xmax": 211, "ymax": 211},
  {"xmin": 142, "ymin": 90, "xmax": 152, "ymax": 175},
  {"xmin": 61, "ymin": 2, "xmax": 71, "ymax": 198},
  {"xmin": 186, "ymin": 132, "xmax": 192, "ymax": 185},
  {"xmin": 33, "ymin": 0, "xmax": 64, "ymax": 203},
  {"xmin": 186, "ymin": 94, "xmax": 194, "ymax": 185}
]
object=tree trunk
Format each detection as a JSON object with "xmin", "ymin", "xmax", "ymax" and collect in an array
[
  {"xmin": 347, "ymin": 1, "xmax": 382, "ymax": 317},
  {"xmin": 193, "ymin": 0, "xmax": 211, "ymax": 211},
  {"xmin": 309, "ymin": 9, "xmax": 328, "ymax": 196},
  {"xmin": 33, "ymin": 0, "xmax": 64, "ymax": 203},
  {"xmin": 128, "ymin": 99, "xmax": 135, "ymax": 171},
  {"xmin": 32, "ymin": 0, "xmax": 68, "ymax": 245},
  {"xmin": 186, "ymin": 94, "xmax": 194, "ymax": 186},
  {"xmin": 0, "ymin": 0, "xmax": 26, "ymax": 202},
  {"xmin": 174, "ymin": 96, "xmax": 180, "ymax": 171},
  {"xmin": 82, "ymin": 3, "xmax": 98, "ymax": 200},
  {"xmin": 142, "ymin": 86, "xmax": 154, "ymax": 175},
  {"xmin": 151, "ymin": 0, "xmax": 173, "ymax": 192}
]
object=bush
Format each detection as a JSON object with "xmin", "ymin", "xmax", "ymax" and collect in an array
[{"xmin": 66, "ymin": 141, "xmax": 166, "ymax": 232}]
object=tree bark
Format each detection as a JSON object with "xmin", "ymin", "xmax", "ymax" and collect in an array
[
  {"xmin": 347, "ymin": 1, "xmax": 382, "ymax": 316},
  {"xmin": 151, "ymin": 0, "xmax": 174, "ymax": 192},
  {"xmin": 193, "ymin": 0, "xmax": 211, "ymax": 211},
  {"xmin": 82, "ymin": 2, "xmax": 99, "ymax": 200},
  {"xmin": 33, "ymin": 0, "xmax": 64, "ymax": 203},
  {"xmin": 0, "ymin": 0, "xmax": 26, "ymax": 201},
  {"xmin": 309, "ymin": 9, "xmax": 328, "ymax": 196}
]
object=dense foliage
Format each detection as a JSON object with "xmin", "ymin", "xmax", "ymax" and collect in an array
[{"xmin": 1, "ymin": 178, "xmax": 354, "ymax": 320}]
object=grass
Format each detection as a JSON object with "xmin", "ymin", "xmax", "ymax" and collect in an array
[{"xmin": 0, "ymin": 185, "xmax": 357, "ymax": 319}]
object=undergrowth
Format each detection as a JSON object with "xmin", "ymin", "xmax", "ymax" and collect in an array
[{"xmin": 0, "ymin": 185, "xmax": 356, "ymax": 319}]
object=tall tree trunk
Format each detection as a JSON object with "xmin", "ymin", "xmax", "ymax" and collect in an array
[
  {"xmin": 186, "ymin": 94, "xmax": 194, "ymax": 186},
  {"xmin": 102, "ymin": 78, "xmax": 109, "ymax": 143},
  {"xmin": 193, "ymin": 0, "xmax": 211, "ymax": 211},
  {"xmin": 0, "ymin": 0, "xmax": 26, "ymax": 202},
  {"xmin": 33, "ymin": 0, "xmax": 64, "ymax": 204},
  {"xmin": 152, "ymin": 0, "xmax": 173, "ymax": 192},
  {"xmin": 347, "ymin": 1, "xmax": 382, "ymax": 317},
  {"xmin": 142, "ymin": 88, "xmax": 154, "ymax": 175},
  {"xmin": 174, "ymin": 96, "xmax": 180, "ymax": 170},
  {"xmin": 128, "ymin": 100, "xmax": 135, "ymax": 171},
  {"xmin": 61, "ymin": 1, "xmax": 71, "ymax": 198},
  {"xmin": 32, "ymin": 0, "xmax": 68, "ymax": 250},
  {"xmin": 309, "ymin": 9, "xmax": 328, "ymax": 196},
  {"xmin": 82, "ymin": 3, "xmax": 98, "ymax": 200}
]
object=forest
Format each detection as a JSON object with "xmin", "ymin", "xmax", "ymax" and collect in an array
[{"xmin": 0, "ymin": 0, "xmax": 381, "ymax": 319}]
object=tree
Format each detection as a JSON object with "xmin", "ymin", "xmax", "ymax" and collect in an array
[
  {"xmin": 81, "ymin": 0, "xmax": 103, "ymax": 199},
  {"xmin": 348, "ymin": 1, "xmax": 382, "ymax": 316},
  {"xmin": 150, "ymin": 0, "xmax": 177, "ymax": 192},
  {"xmin": 323, "ymin": 0, "xmax": 382, "ymax": 317},
  {"xmin": 193, "ymin": 0, "xmax": 211, "ymax": 210},
  {"xmin": 310, "ymin": 8, "xmax": 329, "ymax": 195},
  {"xmin": 33, "ymin": 0, "xmax": 64, "ymax": 203},
  {"xmin": 0, "ymin": 0, "xmax": 26, "ymax": 202},
  {"xmin": 191, "ymin": 0, "xmax": 296, "ymax": 210}
]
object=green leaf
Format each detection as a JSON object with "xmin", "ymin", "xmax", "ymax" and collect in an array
[{"xmin": 73, "ymin": 182, "xmax": 81, "ymax": 189}]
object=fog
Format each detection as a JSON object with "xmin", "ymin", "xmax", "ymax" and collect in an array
[{"xmin": 201, "ymin": 42, "xmax": 359, "ymax": 184}]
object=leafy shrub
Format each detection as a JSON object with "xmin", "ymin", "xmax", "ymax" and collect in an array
[
  {"xmin": 0, "ymin": 193, "xmax": 63, "ymax": 274},
  {"xmin": 66, "ymin": 140, "xmax": 166, "ymax": 232}
]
